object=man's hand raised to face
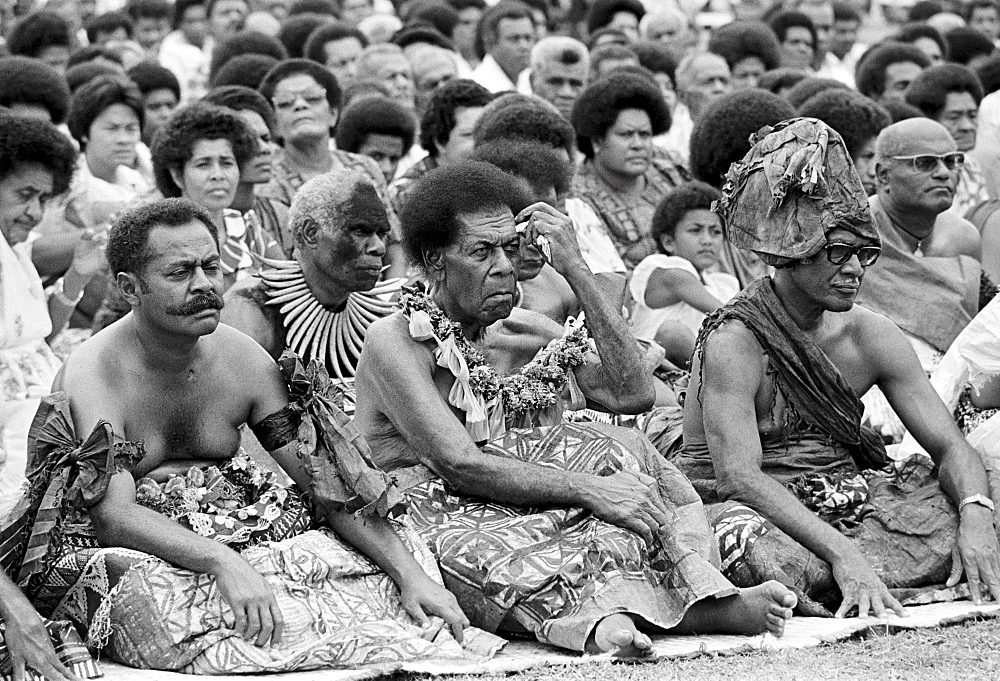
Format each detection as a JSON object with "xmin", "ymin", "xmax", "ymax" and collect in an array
[{"xmin": 515, "ymin": 202, "xmax": 588, "ymax": 279}]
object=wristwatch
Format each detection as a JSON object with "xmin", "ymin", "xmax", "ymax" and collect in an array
[{"xmin": 959, "ymin": 494, "xmax": 995, "ymax": 514}]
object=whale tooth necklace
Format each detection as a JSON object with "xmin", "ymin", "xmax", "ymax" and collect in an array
[{"xmin": 257, "ymin": 256, "xmax": 403, "ymax": 383}]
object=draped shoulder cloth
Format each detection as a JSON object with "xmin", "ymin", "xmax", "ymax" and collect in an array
[
  {"xmin": 0, "ymin": 394, "xmax": 143, "ymax": 587},
  {"xmin": 278, "ymin": 350, "xmax": 404, "ymax": 518},
  {"xmin": 695, "ymin": 278, "xmax": 889, "ymax": 471}
]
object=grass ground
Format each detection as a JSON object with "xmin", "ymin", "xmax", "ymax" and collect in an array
[{"xmin": 393, "ymin": 617, "xmax": 1000, "ymax": 681}]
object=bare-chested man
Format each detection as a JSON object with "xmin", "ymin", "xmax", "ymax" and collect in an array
[
  {"xmin": 223, "ymin": 169, "xmax": 402, "ymax": 390},
  {"xmin": 23, "ymin": 198, "xmax": 477, "ymax": 674},
  {"xmin": 854, "ymin": 118, "xmax": 982, "ymax": 438},
  {"xmin": 676, "ymin": 118, "xmax": 1000, "ymax": 618},
  {"xmin": 353, "ymin": 160, "xmax": 796, "ymax": 658}
]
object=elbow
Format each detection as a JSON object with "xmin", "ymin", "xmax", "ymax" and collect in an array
[
  {"xmin": 715, "ymin": 470, "xmax": 759, "ymax": 504},
  {"xmin": 610, "ymin": 378, "xmax": 656, "ymax": 414},
  {"xmin": 88, "ymin": 503, "xmax": 121, "ymax": 548},
  {"xmin": 431, "ymin": 453, "xmax": 484, "ymax": 495}
]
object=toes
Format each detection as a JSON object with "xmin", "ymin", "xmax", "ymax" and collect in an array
[
  {"xmin": 633, "ymin": 632, "xmax": 653, "ymax": 650},
  {"xmin": 605, "ymin": 628, "xmax": 635, "ymax": 648}
]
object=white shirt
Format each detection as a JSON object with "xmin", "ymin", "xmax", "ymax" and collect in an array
[
  {"xmin": 814, "ymin": 51, "xmax": 856, "ymax": 88},
  {"xmin": 472, "ymin": 54, "xmax": 520, "ymax": 93},
  {"xmin": 565, "ymin": 198, "xmax": 627, "ymax": 275},
  {"xmin": 159, "ymin": 31, "xmax": 210, "ymax": 103},
  {"xmin": 628, "ymin": 254, "xmax": 739, "ymax": 339}
]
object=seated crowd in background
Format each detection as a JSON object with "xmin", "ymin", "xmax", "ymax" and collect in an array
[{"xmin": 3, "ymin": 0, "xmax": 1000, "ymax": 676}]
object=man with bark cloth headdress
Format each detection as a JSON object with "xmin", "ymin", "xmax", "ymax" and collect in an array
[{"xmin": 676, "ymin": 118, "xmax": 1000, "ymax": 618}]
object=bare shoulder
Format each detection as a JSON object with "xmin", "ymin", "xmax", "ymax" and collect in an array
[
  {"xmin": 59, "ymin": 320, "xmax": 125, "ymax": 392},
  {"xmin": 211, "ymin": 323, "xmax": 280, "ymax": 369},
  {"xmin": 363, "ymin": 312, "xmax": 434, "ymax": 363},
  {"xmin": 698, "ymin": 318, "xmax": 765, "ymax": 371},
  {"xmin": 934, "ymin": 212, "xmax": 981, "ymax": 258},
  {"xmin": 847, "ymin": 302, "xmax": 912, "ymax": 357}
]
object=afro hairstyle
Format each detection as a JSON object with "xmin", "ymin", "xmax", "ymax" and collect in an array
[
  {"xmin": 944, "ymin": 27, "xmax": 996, "ymax": 66},
  {"xmin": 342, "ymin": 79, "xmax": 393, "ymax": 107},
  {"xmin": 688, "ymin": 88, "xmax": 796, "ymax": 187},
  {"xmin": 475, "ymin": 95, "xmax": 577, "ymax": 159},
  {"xmin": 855, "ymin": 42, "xmax": 931, "ymax": 99},
  {"xmin": 278, "ymin": 13, "xmax": 333, "ymax": 57},
  {"xmin": 571, "ymin": 70, "xmax": 670, "ymax": 158},
  {"xmin": 68, "ymin": 45, "xmax": 125, "ymax": 68},
  {"xmin": 173, "ymin": 0, "xmax": 207, "ymax": 28},
  {"xmin": 128, "ymin": 60, "xmax": 181, "ymax": 99},
  {"xmin": 209, "ymin": 30, "xmax": 289, "ymax": 83},
  {"xmin": 0, "ymin": 113, "xmax": 76, "ymax": 198},
  {"xmin": 651, "ymin": 181, "xmax": 723, "ymax": 245},
  {"xmin": 0, "ymin": 56, "xmax": 72, "ymax": 124},
  {"xmin": 86, "ymin": 10, "xmax": 133, "ymax": 43},
  {"xmin": 905, "ymin": 63, "xmax": 985, "ymax": 118},
  {"xmin": 784, "ymin": 76, "xmax": 850, "ymax": 108},
  {"xmin": 304, "ymin": 22, "xmax": 368, "ymax": 64},
  {"xmin": 7, "ymin": 11, "xmax": 74, "ymax": 58},
  {"xmin": 768, "ymin": 10, "xmax": 816, "ymax": 48},
  {"xmin": 833, "ymin": 1, "xmax": 861, "ymax": 23},
  {"xmin": 590, "ymin": 43, "xmax": 640, "ymax": 77},
  {"xmin": 446, "ymin": 0, "xmax": 487, "ymax": 10},
  {"xmin": 909, "ymin": 0, "xmax": 943, "ymax": 20},
  {"xmin": 211, "ymin": 53, "xmax": 280, "ymax": 89},
  {"xmin": 392, "ymin": 23, "xmax": 455, "ymax": 50},
  {"xmin": 757, "ymin": 66, "xmax": 811, "ymax": 94},
  {"xmin": 399, "ymin": 160, "xmax": 535, "ymax": 265},
  {"xmin": 420, "ymin": 78, "xmax": 493, "ymax": 157},
  {"xmin": 586, "ymin": 0, "xmax": 645, "ymax": 35},
  {"xmin": 289, "ymin": 0, "xmax": 338, "ymax": 15},
  {"xmin": 798, "ymin": 89, "xmax": 892, "ymax": 155},
  {"xmin": 631, "ymin": 40, "xmax": 677, "ymax": 83},
  {"xmin": 151, "ymin": 102, "xmax": 257, "ymax": 198},
  {"xmin": 68, "ymin": 74, "xmax": 145, "ymax": 148},
  {"xmin": 472, "ymin": 138, "xmax": 573, "ymax": 198},
  {"xmin": 334, "ymin": 95, "xmax": 417, "ymax": 154},
  {"xmin": 708, "ymin": 20, "xmax": 782, "ymax": 72},
  {"xmin": 976, "ymin": 53, "xmax": 1000, "ymax": 94},
  {"xmin": 67, "ymin": 61, "xmax": 125, "ymax": 93},
  {"xmin": 405, "ymin": 0, "xmax": 460, "ymax": 38},
  {"xmin": 203, "ymin": 84, "xmax": 277, "ymax": 133},
  {"xmin": 258, "ymin": 58, "xmax": 344, "ymax": 111},
  {"xmin": 107, "ymin": 198, "xmax": 219, "ymax": 278},
  {"xmin": 881, "ymin": 98, "xmax": 925, "ymax": 121},
  {"xmin": 894, "ymin": 22, "xmax": 948, "ymax": 60}
]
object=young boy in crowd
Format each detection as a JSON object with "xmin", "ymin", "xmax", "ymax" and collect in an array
[{"xmin": 629, "ymin": 181, "xmax": 740, "ymax": 366}]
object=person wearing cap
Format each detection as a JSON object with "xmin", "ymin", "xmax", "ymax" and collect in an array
[{"xmin": 677, "ymin": 117, "xmax": 1000, "ymax": 618}]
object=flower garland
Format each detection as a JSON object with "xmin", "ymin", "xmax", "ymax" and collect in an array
[{"xmin": 399, "ymin": 286, "xmax": 590, "ymax": 424}]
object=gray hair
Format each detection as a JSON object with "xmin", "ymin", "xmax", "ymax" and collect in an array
[
  {"xmin": 289, "ymin": 169, "xmax": 373, "ymax": 243},
  {"xmin": 529, "ymin": 36, "xmax": 590, "ymax": 72}
]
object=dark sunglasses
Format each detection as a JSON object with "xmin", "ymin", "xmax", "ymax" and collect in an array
[
  {"xmin": 823, "ymin": 242, "xmax": 881, "ymax": 267},
  {"xmin": 891, "ymin": 152, "xmax": 965, "ymax": 173}
]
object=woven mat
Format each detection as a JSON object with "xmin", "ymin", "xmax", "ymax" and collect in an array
[{"xmin": 98, "ymin": 600, "xmax": 1000, "ymax": 680}]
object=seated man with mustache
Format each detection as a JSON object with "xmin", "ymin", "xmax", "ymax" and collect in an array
[
  {"xmin": 222, "ymin": 169, "xmax": 403, "ymax": 396},
  {"xmin": 676, "ymin": 118, "xmax": 1000, "ymax": 619},
  {"xmin": 4, "ymin": 198, "xmax": 490, "ymax": 675}
]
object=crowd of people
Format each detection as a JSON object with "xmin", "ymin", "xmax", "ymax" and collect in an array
[{"xmin": 2, "ymin": 0, "xmax": 1000, "ymax": 676}]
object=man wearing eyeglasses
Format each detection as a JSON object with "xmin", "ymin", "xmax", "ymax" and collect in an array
[
  {"xmin": 856, "ymin": 118, "xmax": 981, "ymax": 385},
  {"xmin": 676, "ymin": 118, "xmax": 1000, "ymax": 621}
]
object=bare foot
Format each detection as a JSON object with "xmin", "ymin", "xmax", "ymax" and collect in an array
[
  {"xmin": 674, "ymin": 581, "xmax": 797, "ymax": 637},
  {"xmin": 585, "ymin": 613, "xmax": 655, "ymax": 657}
]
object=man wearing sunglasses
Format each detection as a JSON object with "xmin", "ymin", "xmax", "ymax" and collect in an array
[
  {"xmin": 856, "ymin": 118, "xmax": 981, "ymax": 397},
  {"xmin": 676, "ymin": 118, "xmax": 1000, "ymax": 621}
]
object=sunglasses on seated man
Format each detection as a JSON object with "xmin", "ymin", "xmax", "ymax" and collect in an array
[
  {"xmin": 890, "ymin": 152, "xmax": 965, "ymax": 173},
  {"xmin": 822, "ymin": 242, "xmax": 881, "ymax": 267}
]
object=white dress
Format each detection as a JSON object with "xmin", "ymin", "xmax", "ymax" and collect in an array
[
  {"xmin": 628, "ymin": 254, "xmax": 739, "ymax": 340},
  {"xmin": 0, "ymin": 236, "xmax": 61, "ymax": 518}
]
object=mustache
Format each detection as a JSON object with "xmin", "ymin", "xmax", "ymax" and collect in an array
[{"xmin": 165, "ymin": 293, "xmax": 224, "ymax": 316}]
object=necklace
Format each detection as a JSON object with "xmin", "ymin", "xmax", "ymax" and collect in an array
[
  {"xmin": 258, "ymin": 256, "xmax": 402, "ymax": 383},
  {"xmin": 399, "ymin": 286, "xmax": 589, "ymax": 441}
]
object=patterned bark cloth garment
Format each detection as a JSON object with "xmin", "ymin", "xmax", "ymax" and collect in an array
[
  {"xmin": 0, "ymin": 356, "xmax": 502, "ymax": 675},
  {"xmin": 387, "ymin": 292, "xmax": 738, "ymax": 652},
  {"xmin": 392, "ymin": 422, "xmax": 738, "ymax": 652},
  {"xmin": 675, "ymin": 279, "xmax": 960, "ymax": 616}
]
